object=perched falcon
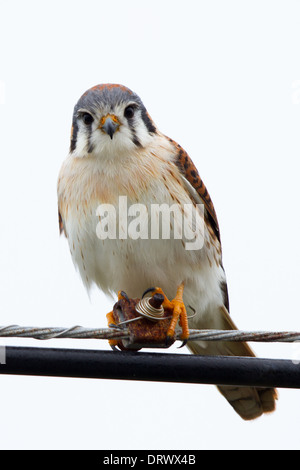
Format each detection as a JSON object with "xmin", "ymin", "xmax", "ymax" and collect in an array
[{"xmin": 57, "ymin": 84, "xmax": 277, "ymax": 420}]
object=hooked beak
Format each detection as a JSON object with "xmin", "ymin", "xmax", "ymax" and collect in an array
[{"xmin": 99, "ymin": 114, "xmax": 120, "ymax": 139}]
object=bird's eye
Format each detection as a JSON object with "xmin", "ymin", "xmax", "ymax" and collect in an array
[
  {"xmin": 124, "ymin": 106, "xmax": 135, "ymax": 119},
  {"xmin": 81, "ymin": 113, "xmax": 94, "ymax": 125}
]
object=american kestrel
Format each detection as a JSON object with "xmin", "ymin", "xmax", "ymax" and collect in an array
[{"xmin": 57, "ymin": 84, "xmax": 277, "ymax": 420}]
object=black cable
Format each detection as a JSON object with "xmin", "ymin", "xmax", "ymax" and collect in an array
[{"xmin": 1, "ymin": 346, "xmax": 300, "ymax": 389}]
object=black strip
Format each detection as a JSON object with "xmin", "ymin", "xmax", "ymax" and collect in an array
[
  {"xmin": 132, "ymin": 134, "xmax": 142, "ymax": 147},
  {"xmin": 126, "ymin": 114, "xmax": 143, "ymax": 147},
  {"xmin": 87, "ymin": 124, "xmax": 94, "ymax": 153},
  {"xmin": 70, "ymin": 120, "xmax": 78, "ymax": 152},
  {"xmin": 141, "ymin": 107, "xmax": 157, "ymax": 134},
  {"xmin": 2, "ymin": 346, "xmax": 300, "ymax": 389}
]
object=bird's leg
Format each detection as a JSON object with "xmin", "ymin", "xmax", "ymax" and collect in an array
[
  {"xmin": 169, "ymin": 283, "xmax": 189, "ymax": 346},
  {"xmin": 143, "ymin": 283, "xmax": 189, "ymax": 346},
  {"xmin": 106, "ymin": 290, "xmax": 129, "ymax": 348}
]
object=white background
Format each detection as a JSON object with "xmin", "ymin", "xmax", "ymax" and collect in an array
[{"xmin": 0, "ymin": 0, "xmax": 300, "ymax": 450}]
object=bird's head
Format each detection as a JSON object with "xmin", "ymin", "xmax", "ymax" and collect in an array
[{"xmin": 69, "ymin": 84, "xmax": 157, "ymax": 160}]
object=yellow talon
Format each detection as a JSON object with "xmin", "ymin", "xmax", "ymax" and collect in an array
[
  {"xmin": 147, "ymin": 283, "xmax": 189, "ymax": 343},
  {"xmin": 106, "ymin": 310, "xmax": 119, "ymax": 347}
]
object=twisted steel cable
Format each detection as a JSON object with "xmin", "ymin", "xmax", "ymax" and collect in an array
[{"xmin": 0, "ymin": 325, "xmax": 300, "ymax": 342}]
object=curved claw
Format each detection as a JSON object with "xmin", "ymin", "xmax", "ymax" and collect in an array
[
  {"xmin": 120, "ymin": 290, "xmax": 130, "ymax": 302},
  {"xmin": 142, "ymin": 287, "xmax": 156, "ymax": 298},
  {"xmin": 165, "ymin": 334, "xmax": 175, "ymax": 347},
  {"xmin": 177, "ymin": 339, "xmax": 188, "ymax": 349}
]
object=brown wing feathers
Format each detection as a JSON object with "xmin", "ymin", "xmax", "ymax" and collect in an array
[{"xmin": 170, "ymin": 138, "xmax": 220, "ymax": 242}]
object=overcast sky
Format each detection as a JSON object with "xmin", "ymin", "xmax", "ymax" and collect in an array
[{"xmin": 0, "ymin": 0, "xmax": 300, "ymax": 450}]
